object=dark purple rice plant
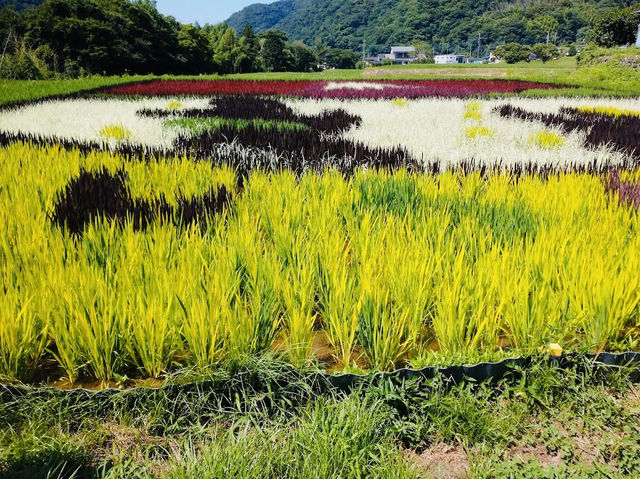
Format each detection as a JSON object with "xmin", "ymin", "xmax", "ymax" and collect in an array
[
  {"xmin": 605, "ymin": 170, "xmax": 640, "ymax": 211},
  {"xmin": 51, "ymin": 168, "xmax": 232, "ymax": 235}
]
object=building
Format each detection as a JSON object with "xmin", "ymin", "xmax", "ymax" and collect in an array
[
  {"xmin": 434, "ymin": 54, "xmax": 466, "ymax": 64},
  {"xmin": 365, "ymin": 46, "xmax": 417, "ymax": 65},
  {"xmin": 387, "ymin": 46, "xmax": 417, "ymax": 64}
]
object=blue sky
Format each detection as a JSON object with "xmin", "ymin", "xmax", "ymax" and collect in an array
[{"xmin": 156, "ymin": 0, "xmax": 277, "ymax": 25}]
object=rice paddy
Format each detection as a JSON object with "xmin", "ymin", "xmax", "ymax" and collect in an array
[{"xmin": 0, "ymin": 79, "xmax": 639, "ymax": 387}]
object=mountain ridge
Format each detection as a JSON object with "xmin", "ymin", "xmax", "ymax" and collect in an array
[{"xmin": 227, "ymin": 0, "xmax": 635, "ymax": 52}]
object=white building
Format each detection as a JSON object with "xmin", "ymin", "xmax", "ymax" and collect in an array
[
  {"xmin": 366, "ymin": 46, "xmax": 417, "ymax": 65},
  {"xmin": 434, "ymin": 54, "xmax": 466, "ymax": 64}
]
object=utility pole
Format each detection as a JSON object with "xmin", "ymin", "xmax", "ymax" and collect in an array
[
  {"xmin": 635, "ymin": 10, "xmax": 640, "ymax": 48},
  {"xmin": 0, "ymin": 28, "xmax": 12, "ymax": 72},
  {"xmin": 476, "ymin": 33, "xmax": 481, "ymax": 59},
  {"xmin": 362, "ymin": 40, "xmax": 366, "ymax": 63}
]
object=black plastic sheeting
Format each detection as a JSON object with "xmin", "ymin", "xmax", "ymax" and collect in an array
[{"xmin": 1, "ymin": 352, "xmax": 639, "ymax": 402}]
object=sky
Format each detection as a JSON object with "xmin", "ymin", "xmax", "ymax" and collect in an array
[{"xmin": 155, "ymin": 0, "xmax": 277, "ymax": 26}]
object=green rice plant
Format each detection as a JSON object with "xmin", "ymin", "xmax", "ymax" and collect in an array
[
  {"xmin": 165, "ymin": 117, "xmax": 309, "ymax": 135},
  {"xmin": 52, "ymin": 269, "xmax": 124, "ymax": 383},
  {"xmin": 433, "ymin": 247, "xmax": 506, "ymax": 354},
  {"xmin": 564, "ymin": 240, "xmax": 640, "ymax": 350},
  {"xmin": 119, "ymin": 225, "xmax": 182, "ymax": 378},
  {"xmin": 228, "ymin": 255, "xmax": 282, "ymax": 358},
  {"xmin": 381, "ymin": 220, "xmax": 438, "ymax": 356},
  {"xmin": 503, "ymin": 273, "xmax": 568, "ymax": 352}
]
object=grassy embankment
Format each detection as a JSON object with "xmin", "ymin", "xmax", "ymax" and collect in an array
[{"xmin": 1, "ymin": 358, "xmax": 640, "ymax": 479}]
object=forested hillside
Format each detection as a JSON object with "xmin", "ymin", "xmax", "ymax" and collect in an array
[
  {"xmin": 228, "ymin": 0, "xmax": 636, "ymax": 52},
  {"xmin": 0, "ymin": 0, "xmax": 43, "ymax": 11}
]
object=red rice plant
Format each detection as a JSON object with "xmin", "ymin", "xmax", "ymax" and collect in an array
[{"xmin": 103, "ymin": 79, "xmax": 560, "ymax": 99}]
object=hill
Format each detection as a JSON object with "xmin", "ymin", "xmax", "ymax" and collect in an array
[
  {"xmin": 0, "ymin": 0, "xmax": 44, "ymax": 11},
  {"xmin": 227, "ymin": 0, "xmax": 635, "ymax": 52}
]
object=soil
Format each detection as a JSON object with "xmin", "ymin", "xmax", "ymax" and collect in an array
[{"xmin": 407, "ymin": 443, "xmax": 470, "ymax": 479}]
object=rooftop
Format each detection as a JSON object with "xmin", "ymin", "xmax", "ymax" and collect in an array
[{"xmin": 390, "ymin": 46, "xmax": 416, "ymax": 53}]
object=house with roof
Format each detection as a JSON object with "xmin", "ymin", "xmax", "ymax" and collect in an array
[
  {"xmin": 366, "ymin": 46, "xmax": 417, "ymax": 65},
  {"xmin": 387, "ymin": 46, "xmax": 417, "ymax": 64}
]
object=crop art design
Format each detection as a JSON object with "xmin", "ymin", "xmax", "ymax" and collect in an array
[{"xmin": 0, "ymin": 81, "xmax": 639, "ymax": 174}]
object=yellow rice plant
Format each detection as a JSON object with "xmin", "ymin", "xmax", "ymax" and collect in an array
[
  {"xmin": 465, "ymin": 126, "xmax": 495, "ymax": 140},
  {"xmin": 99, "ymin": 124, "xmax": 131, "ymax": 142},
  {"xmin": 0, "ymin": 293, "xmax": 46, "ymax": 381},
  {"xmin": 1, "ymin": 142, "xmax": 640, "ymax": 382},
  {"xmin": 577, "ymin": 106, "xmax": 640, "ymax": 118},
  {"xmin": 316, "ymin": 230, "xmax": 360, "ymax": 368},
  {"xmin": 278, "ymin": 230, "xmax": 317, "ymax": 365},
  {"xmin": 528, "ymin": 131, "xmax": 565, "ymax": 149}
]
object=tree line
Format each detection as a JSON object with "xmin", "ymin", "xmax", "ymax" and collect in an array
[{"xmin": 0, "ymin": 0, "xmax": 360, "ymax": 79}]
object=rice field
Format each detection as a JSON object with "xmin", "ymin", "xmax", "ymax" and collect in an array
[{"xmin": 0, "ymin": 79, "xmax": 639, "ymax": 386}]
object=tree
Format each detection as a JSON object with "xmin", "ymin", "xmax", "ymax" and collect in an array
[
  {"xmin": 324, "ymin": 48, "xmax": 359, "ymax": 69},
  {"xmin": 178, "ymin": 24, "xmax": 213, "ymax": 74},
  {"xmin": 493, "ymin": 42, "xmax": 531, "ymax": 64},
  {"xmin": 530, "ymin": 43, "xmax": 558, "ymax": 63},
  {"xmin": 590, "ymin": 7, "xmax": 639, "ymax": 47},
  {"xmin": 289, "ymin": 40, "xmax": 316, "ymax": 71},
  {"xmin": 213, "ymin": 26, "xmax": 238, "ymax": 74},
  {"xmin": 237, "ymin": 23, "xmax": 260, "ymax": 73},
  {"xmin": 527, "ymin": 15, "xmax": 560, "ymax": 43},
  {"xmin": 260, "ymin": 29, "xmax": 289, "ymax": 72}
]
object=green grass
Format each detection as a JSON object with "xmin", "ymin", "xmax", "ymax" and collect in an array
[
  {"xmin": 165, "ymin": 117, "xmax": 309, "ymax": 134},
  {"xmin": 0, "ymin": 76, "xmax": 151, "ymax": 106},
  {"xmin": 0, "ymin": 357, "xmax": 639, "ymax": 478}
]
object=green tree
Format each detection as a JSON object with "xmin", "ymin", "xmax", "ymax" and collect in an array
[
  {"xmin": 178, "ymin": 24, "xmax": 213, "ymax": 74},
  {"xmin": 324, "ymin": 48, "xmax": 359, "ymax": 69},
  {"xmin": 260, "ymin": 29, "xmax": 289, "ymax": 72},
  {"xmin": 530, "ymin": 43, "xmax": 558, "ymax": 63},
  {"xmin": 213, "ymin": 26, "xmax": 238, "ymax": 74},
  {"xmin": 493, "ymin": 42, "xmax": 531, "ymax": 64},
  {"xmin": 590, "ymin": 7, "xmax": 639, "ymax": 47},
  {"xmin": 289, "ymin": 40, "xmax": 316, "ymax": 72},
  {"xmin": 237, "ymin": 23, "xmax": 260, "ymax": 73}
]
